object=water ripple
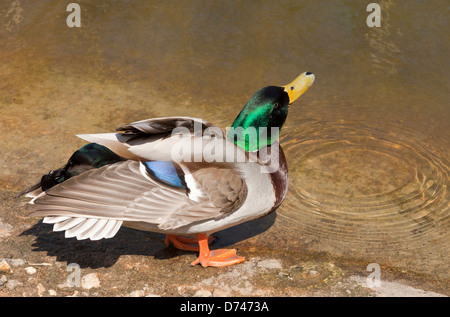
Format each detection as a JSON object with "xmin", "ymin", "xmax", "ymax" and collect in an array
[{"xmin": 280, "ymin": 119, "xmax": 449, "ymax": 252}]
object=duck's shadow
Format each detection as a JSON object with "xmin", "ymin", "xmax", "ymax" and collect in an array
[{"xmin": 20, "ymin": 213, "xmax": 276, "ymax": 269}]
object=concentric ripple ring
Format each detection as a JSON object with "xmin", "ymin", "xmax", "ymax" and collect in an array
[{"xmin": 280, "ymin": 119, "xmax": 449, "ymax": 254}]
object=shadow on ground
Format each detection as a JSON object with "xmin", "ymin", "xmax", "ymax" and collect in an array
[{"xmin": 19, "ymin": 212, "xmax": 277, "ymax": 269}]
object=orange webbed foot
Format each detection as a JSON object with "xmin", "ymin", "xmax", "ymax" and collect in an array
[
  {"xmin": 190, "ymin": 233, "xmax": 245, "ymax": 267},
  {"xmin": 191, "ymin": 249, "xmax": 245, "ymax": 267}
]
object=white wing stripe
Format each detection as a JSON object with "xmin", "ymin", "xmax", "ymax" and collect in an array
[
  {"xmin": 65, "ymin": 218, "xmax": 98, "ymax": 239},
  {"xmin": 76, "ymin": 219, "xmax": 108, "ymax": 240},
  {"xmin": 91, "ymin": 219, "xmax": 117, "ymax": 240},
  {"xmin": 105, "ymin": 220, "xmax": 122, "ymax": 239},
  {"xmin": 53, "ymin": 217, "xmax": 86, "ymax": 232}
]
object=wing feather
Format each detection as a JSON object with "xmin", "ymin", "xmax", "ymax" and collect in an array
[
  {"xmin": 29, "ymin": 160, "xmax": 248, "ymax": 234},
  {"xmin": 53, "ymin": 217, "xmax": 86, "ymax": 231}
]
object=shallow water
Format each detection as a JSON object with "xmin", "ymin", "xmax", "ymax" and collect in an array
[{"xmin": 1, "ymin": 1, "xmax": 448, "ymax": 278}]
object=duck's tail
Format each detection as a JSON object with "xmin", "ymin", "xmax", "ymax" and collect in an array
[
  {"xmin": 14, "ymin": 143, "xmax": 123, "ymax": 199},
  {"xmin": 13, "ymin": 181, "xmax": 43, "ymax": 198}
]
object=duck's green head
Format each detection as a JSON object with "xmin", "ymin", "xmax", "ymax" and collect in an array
[{"xmin": 227, "ymin": 72, "xmax": 315, "ymax": 151}]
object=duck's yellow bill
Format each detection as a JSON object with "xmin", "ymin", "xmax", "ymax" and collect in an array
[{"xmin": 283, "ymin": 72, "xmax": 315, "ymax": 105}]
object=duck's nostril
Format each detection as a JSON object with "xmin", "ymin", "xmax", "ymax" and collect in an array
[{"xmin": 306, "ymin": 72, "xmax": 313, "ymax": 76}]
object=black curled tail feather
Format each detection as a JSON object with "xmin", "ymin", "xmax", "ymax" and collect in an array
[
  {"xmin": 13, "ymin": 168, "xmax": 66, "ymax": 198},
  {"xmin": 14, "ymin": 143, "xmax": 123, "ymax": 199}
]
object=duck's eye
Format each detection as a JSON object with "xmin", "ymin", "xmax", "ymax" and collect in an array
[
  {"xmin": 290, "ymin": 86, "xmax": 294, "ymax": 91},
  {"xmin": 273, "ymin": 103, "xmax": 279, "ymax": 109}
]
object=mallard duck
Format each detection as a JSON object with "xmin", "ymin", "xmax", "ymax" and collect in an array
[{"xmin": 16, "ymin": 72, "xmax": 314, "ymax": 267}]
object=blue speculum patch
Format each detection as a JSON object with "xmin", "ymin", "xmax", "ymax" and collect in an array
[{"xmin": 144, "ymin": 161, "xmax": 184, "ymax": 188}]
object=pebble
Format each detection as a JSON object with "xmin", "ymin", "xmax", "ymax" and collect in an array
[
  {"xmin": 37, "ymin": 283, "xmax": 46, "ymax": 296},
  {"xmin": 8, "ymin": 259, "xmax": 26, "ymax": 267},
  {"xmin": 0, "ymin": 259, "xmax": 26, "ymax": 267},
  {"xmin": 129, "ymin": 290, "xmax": 145, "ymax": 297},
  {"xmin": 194, "ymin": 289, "xmax": 212, "ymax": 297},
  {"xmin": 257, "ymin": 259, "xmax": 283, "ymax": 270},
  {"xmin": 81, "ymin": 273, "xmax": 101, "ymax": 290},
  {"xmin": 0, "ymin": 275, "xmax": 7, "ymax": 286},
  {"xmin": 0, "ymin": 260, "xmax": 13, "ymax": 274},
  {"xmin": 48, "ymin": 289, "xmax": 57, "ymax": 296},
  {"xmin": 6, "ymin": 279, "xmax": 23, "ymax": 290},
  {"xmin": 25, "ymin": 266, "xmax": 37, "ymax": 275},
  {"xmin": 0, "ymin": 218, "xmax": 13, "ymax": 238}
]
